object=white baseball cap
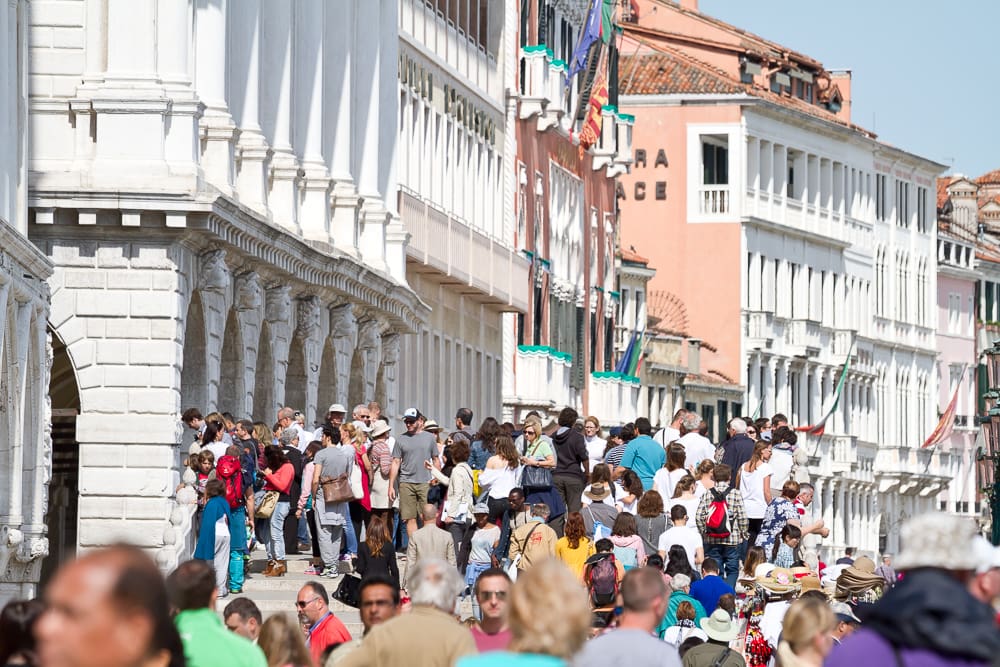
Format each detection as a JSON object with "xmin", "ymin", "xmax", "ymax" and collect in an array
[
  {"xmin": 403, "ymin": 408, "xmax": 420, "ymax": 420},
  {"xmin": 327, "ymin": 403, "xmax": 347, "ymax": 414}
]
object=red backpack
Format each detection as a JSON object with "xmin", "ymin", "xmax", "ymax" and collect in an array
[
  {"xmin": 216, "ymin": 455, "xmax": 244, "ymax": 510},
  {"xmin": 586, "ymin": 553, "xmax": 619, "ymax": 607},
  {"xmin": 705, "ymin": 488, "xmax": 732, "ymax": 539}
]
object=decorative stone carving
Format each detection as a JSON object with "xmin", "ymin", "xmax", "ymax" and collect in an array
[
  {"xmin": 265, "ymin": 286, "xmax": 292, "ymax": 324},
  {"xmin": 381, "ymin": 334, "xmax": 400, "ymax": 365},
  {"xmin": 329, "ymin": 304, "xmax": 357, "ymax": 341},
  {"xmin": 357, "ymin": 319, "xmax": 381, "ymax": 350},
  {"xmin": 296, "ymin": 296, "xmax": 321, "ymax": 340},
  {"xmin": 16, "ymin": 536, "xmax": 48, "ymax": 564},
  {"xmin": 235, "ymin": 271, "xmax": 263, "ymax": 311},
  {"xmin": 198, "ymin": 250, "xmax": 230, "ymax": 292}
]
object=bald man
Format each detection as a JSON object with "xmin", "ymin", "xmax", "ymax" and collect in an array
[
  {"xmin": 35, "ymin": 545, "xmax": 186, "ymax": 667},
  {"xmin": 406, "ymin": 503, "xmax": 457, "ymax": 571}
]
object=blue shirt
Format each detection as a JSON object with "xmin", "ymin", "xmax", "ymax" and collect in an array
[
  {"xmin": 458, "ymin": 652, "xmax": 566, "ymax": 667},
  {"xmin": 690, "ymin": 574, "xmax": 734, "ymax": 615},
  {"xmin": 618, "ymin": 435, "xmax": 665, "ymax": 490}
]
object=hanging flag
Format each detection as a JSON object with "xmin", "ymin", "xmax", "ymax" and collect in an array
[
  {"xmin": 626, "ymin": 331, "xmax": 644, "ymax": 377},
  {"xmin": 615, "ymin": 330, "xmax": 637, "ymax": 374},
  {"xmin": 795, "ymin": 346, "xmax": 853, "ymax": 436},
  {"xmin": 922, "ymin": 365, "xmax": 967, "ymax": 448},
  {"xmin": 568, "ymin": 0, "xmax": 615, "ymax": 78},
  {"xmin": 578, "ymin": 58, "xmax": 608, "ymax": 152}
]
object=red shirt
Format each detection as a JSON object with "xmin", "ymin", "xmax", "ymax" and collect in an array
[
  {"xmin": 307, "ymin": 612, "xmax": 352, "ymax": 665},
  {"xmin": 470, "ymin": 626, "xmax": 512, "ymax": 653}
]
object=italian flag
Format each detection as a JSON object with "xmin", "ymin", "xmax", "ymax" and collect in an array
[{"xmin": 795, "ymin": 347, "xmax": 852, "ymax": 437}]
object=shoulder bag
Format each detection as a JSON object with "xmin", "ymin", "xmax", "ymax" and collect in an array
[
  {"xmin": 349, "ymin": 453, "xmax": 364, "ymax": 499},
  {"xmin": 320, "ymin": 473, "xmax": 355, "ymax": 504},
  {"xmin": 519, "ymin": 440, "xmax": 553, "ymax": 490},
  {"xmin": 254, "ymin": 490, "xmax": 279, "ymax": 518}
]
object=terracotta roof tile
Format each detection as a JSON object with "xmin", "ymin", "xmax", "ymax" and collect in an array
[
  {"xmin": 620, "ymin": 42, "xmax": 872, "ymax": 136},
  {"xmin": 620, "ymin": 51, "xmax": 742, "ymax": 96},
  {"xmin": 619, "ymin": 247, "xmax": 650, "ymax": 264},
  {"xmin": 976, "ymin": 169, "xmax": 1000, "ymax": 185},
  {"xmin": 937, "ymin": 176, "xmax": 957, "ymax": 210}
]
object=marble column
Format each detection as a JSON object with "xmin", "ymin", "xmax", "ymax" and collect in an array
[
  {"xmin": 231, "ymin": 0, "xmax": 269, "ymax": 213},
  {"xmin": 262, "ymin": 0, "xmax": 299, "ymax": 232},
  {"xmin": 195, "ymin": 0, "xmax": 235, "ymax": 194},
  {"xmin": 748, "ymin": 352, "xmax": 762, "ymax": 416},
  {"xmin": 157, "ymin": 0, "xmax": 201, "ymax": 174},
  {"xmin": 776, "ymin": 358, "xmax": 790, "ymax": 417},
  {"xmin": 763, "ymin": 357, "xmax": 777, "ymax": 418},
  {"xmin": 295, "ymin": 0, "xmax": 331, "ymax": 242},
  {"xmin": 325, "ymin": 0, "xmax": 360, "ymax": 254}
]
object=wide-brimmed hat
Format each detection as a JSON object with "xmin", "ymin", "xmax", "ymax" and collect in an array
[
  {"xmin": 757, "ymin": 567, "xmax": 799, "ymax": 594},
  {"xmin": 895, "ymin": 512, "xmax": 981, "ymax": 571},
  {"xmin": 700, "ymin": 609, "xmax": 739, "ymax": 641},
  {"xmin": 369, "ymin": 422, "xmax": 391, "ymax": 438},
  {"xmin": 799, "ymin": 575, "xmax": 822, "ymax": 593},
  {"xmin": 835, "ymin": 559, "xmax": 886, "ymax": 600},
  {"xmin": 423, "ymin": 419, "xmax": 442, "ymax": 433},
  {"xmin": 351, "ymin": 419, "xmax": 372, "ymax": 433},
  {"xmin": 327, "ymin": 403, "xmax": 347, "ymax": 414},
  {"xmin": 584, "ymin": 483, "xmax": 611, "ymax": 501}
]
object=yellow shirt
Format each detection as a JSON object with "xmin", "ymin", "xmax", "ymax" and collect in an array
[{"xmin": 555, "ymin": 536, "xmax": 595, "ymax": 579}]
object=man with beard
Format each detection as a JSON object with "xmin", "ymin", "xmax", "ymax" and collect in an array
[{"xmin": 295, "ymin": 581, "xmax": 351, "ymax": 666}]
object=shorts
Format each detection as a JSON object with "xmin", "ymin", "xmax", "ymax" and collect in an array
[{"xmin": 399, "ymin": 482, "xmax": 429, "ymax": 521}]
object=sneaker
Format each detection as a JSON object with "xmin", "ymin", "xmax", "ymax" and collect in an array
[
  {"xmin": 303, "ymin": 565, "xmax": 322, "ymax": 575},
  {"xmin": 321, "ymin": 567, "xmax": 341, "ymax": 579},
  {"xmin": 338, "ymin": 553, "xmax": 354, "ymax": 562},
  {"xmin": 228, "ymin": 588, "xmax": 243, "ymax": 595},
  {"xmin": 297, "ymin": 541, "xmax": 311, "ymax": 552}
]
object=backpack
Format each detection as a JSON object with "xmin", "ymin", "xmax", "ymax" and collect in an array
[
  {"xmin": 216, "ymin": 455, "xmax": 244, "ymax": 510},
  {"xmin": 705, "ymin": 488, "xmax": 731, "ymax": 539},
  {"xmin": 612, "ymin": 544, "xmax": 638, "ymax": 570},
  {"xmin": 586, "ymin": 554, "xmax": 619, "ymax": 607}
]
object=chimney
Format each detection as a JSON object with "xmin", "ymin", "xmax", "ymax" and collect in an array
[
  {"xmin": 687, "ymin": 338, "xmax": 701, "ymax": 375},
  {"xmin": 830, "ymin": 70, "xmax": 852, "ymax": 123},
  {"xmin": 679, "ymin": 0, "xmax": 699, "ymax": 11}
]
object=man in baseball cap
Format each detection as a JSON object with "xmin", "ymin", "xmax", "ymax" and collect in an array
[
  {"xmin": 313, "ymin": 403, "xmax": 347, "ymax": 443},
  {"xmin": 829, "ymin": 601, "xmax": 860, "ymax": 645},
  {"xmin": 389, "ymin": 408, "xmax": 439, "ymax": 537}
]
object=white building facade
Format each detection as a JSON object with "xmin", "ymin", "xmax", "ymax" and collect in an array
[
  {"xmin": 739, "ymin": 108, "xmax": 947, "ymax": 556},
  {"xmin": 27, "ymin": 0, "xmax": 423, "ymax": 583},
  {"xmin": 396, "ymin": 0, "xmax": 530, "ymax": 425},
  {"xmin": 0, "ymin": 0, "xmax": 54, "ymax": 603}
]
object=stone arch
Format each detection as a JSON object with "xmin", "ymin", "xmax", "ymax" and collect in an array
[
  {"xmin": 253, "ymin": 322, "xmax": 276, "ymax": 422},
  {"xmin": 348, "ymin": 347, "xmax": 365, "ymax": 410},
  {"xmin": 219, "ymin": 310, "xmax": 245, "ymax": 416},
  {"xmin": 180, "ymin": 291, "xmax": 209, "ymax": 413},
  {"xmin": 40, "ymin": 326, "xmax": 81, "ymax": 588},
  {"xmin": 285, "ymin": 337, "xmax": 307, "ymax": 415},
  {"xmin": 317, "ymin": 338, "xmax": 338, "ymax": 422}
]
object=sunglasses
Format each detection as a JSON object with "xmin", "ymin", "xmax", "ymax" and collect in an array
[
  {"xmin": 523, "ymin": 430, "xmax": 535, "ymax": 436},
  {"xmin": 296, "ymin": 596, "xmax": 320, "ymax": 609},
  {"xmin": 477, "ymin": 590, "xmax": 508, "ymax": 601}
]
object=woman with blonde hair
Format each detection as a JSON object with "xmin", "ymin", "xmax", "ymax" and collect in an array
[
  {"xmin": 479, "ymin": 434, "xmax": 523, "ymax": 522},
  {"xmin": 258, "ymin": 613, "xmax": 312, "ymax": 667},
  {"xmin": 775, "ymin": 596, "xmax": 836, "ymax": 667},
  {"xmin": 583, "ymin": 415, "xmax": 606, "ymax": 471},
  {"xmin": 458, "ymin": 559, "xmax": 591, "ymax": 666},
  {"xmin": 669, "ymin": 474, "xmax": 700, "ymax": 522},
  {"xmin": 653, "ymin": 443, "xmax": 688, "ymax": 502},
  {"xmin": 693, "ymin": 459, "xmax": 715, "ymax": 499},
  {"xmin": 340, "ymin": 421, "xmax": 373, "ymax": 563}
]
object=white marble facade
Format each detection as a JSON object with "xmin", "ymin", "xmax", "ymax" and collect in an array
[
  {"xmin": 24, "ymin": 0, "xmax": 424, "ymax": 581},
  {"xmin": 0, "ymin": 0, "xmax": 54, "ymax": 603}
]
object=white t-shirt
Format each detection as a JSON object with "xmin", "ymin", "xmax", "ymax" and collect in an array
[
  {"xmin": 677, "ymin": 432, "xmax": 715, "ymax": 470},
  {"xmin": 585, "ymin": 436, "xmax": 607, "ymax": 470},
  {"xmin": 653, "ymin": 468, "xmax": 687, "ymax": 503},
  {"xmin": 665, "ymin": 496, "xmax": 700, "ymax": 525},
  {"xmin": 739, "ymin": 461, "xmax": 774, "ymax": 518},
  {"xmin": 204, "ymin": 440, "xmax": 228, "ymax": 462},
  {"xmin": 768, "ymin": 448, "xmax": 794, "ymax": 492},
  {"xmin": 657, "ymin": 525, "xmax": 703, "ymax": 569},
  {"xmin": 655, "ymin": 426, "xmax": 681, "ymax": 447}
]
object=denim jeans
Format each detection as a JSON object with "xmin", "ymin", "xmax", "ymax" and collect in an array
[
  {"xmin": 343, "ymin": 513, "xmax": 358, "ymax": 556},
  {"xmin": 705, "ymin": 543, "xmax": 741, "ymax": 589},
  {"xmin": 269, "ymin": 501, "xmax": 291, "ymax": 560}
]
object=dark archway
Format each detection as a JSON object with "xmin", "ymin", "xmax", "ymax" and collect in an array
[
  {"xmin": 40, "ymin": 327, "xmax": 81, "ymax": 589},
  {"xmin": 253, "ymin": 322, "xmax": 275, "ymax": 422},
  {"xmin": 348, "ymin": 348, "xmax": 364, "ymax": 412},
  {"xmin": 285, "ymin": 337, "xmax": 307, "ymax": 415},
  {"xmin": 219, "ymin": 310, "xmax": 245, "ymax": 416},
  {"xmin": 316, "ymin": 339, "xmax": 337, "ymax": 423},
  {"xmin": 180, "ymin": 291, "xmax": 208, "ymax": 413}
]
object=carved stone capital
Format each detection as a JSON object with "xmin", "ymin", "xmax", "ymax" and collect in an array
[
  {"xmin": 329, "ymin": 304, "xmax": 357, "ymax": 340},
  {"xmin": 198, "ymin": 250, "xmax": 230, "ymax": 293},
  {"xmin": 265, "ymin": 286, "xmax": 292, "ymax": 324},
  {"xmin": 235, "ymin": 271, "xmax": 263, "ymax": 311},
  {"xmin": 381, "ymin": 334, "xmax": 400, "ymax": 365},
  {"xmin": 357, "ymin": 319, "xmax": 381, "ymax": 351},
  {"xmin": 296, "ymin": 296, "xmax": 322, "ymax": 340}
]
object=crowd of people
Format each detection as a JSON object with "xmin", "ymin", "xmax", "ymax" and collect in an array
[{"xmin": 3, "ymin": 404, "xmax": 1000, "ymax": 667}]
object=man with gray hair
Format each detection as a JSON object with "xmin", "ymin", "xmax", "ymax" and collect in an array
[
  {"xmin": 719, "ymin": 418, "xmax": 754, "ymax": 472},
  {"xmin": 277, "ymin": 407, "xmax": 310, "ymax": 452},
  {"xmin": 677, "ymin": 412, "xmax": 715, "ymax": 470},
  {"xmin": 339, "ymin": 558, "xmax": 475, "ymax": 667}
]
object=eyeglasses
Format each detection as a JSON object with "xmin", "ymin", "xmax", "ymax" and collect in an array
[
  {"xmin": 747, "ymin": 429, "xmax": 757, "ymax": 435},
  {"xmin": 523, "ymin": 430, "xmax": 535, "ymax": 436},
  {"xmin": 296, "ymin": 596, "xmax": 321, "ymax": 609},
  {"xmin": 403, "ymin": 419, "xmax": 417, "ymax": 425},
  {"xmin": 359, "ymin": 415, "xmax": 372, "ymax": 421},
  {"xmin": 477, "ymin": 590, "xmax": 508, "ymax": 601}
]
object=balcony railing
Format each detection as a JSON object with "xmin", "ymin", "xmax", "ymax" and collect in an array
[
  {"xmin": 588, "ymin": 371, "xmax": 641, "ymax": 427},
  {"xmin": 399, "ymin": 189, "xmax": 530, "ymax": 311},
  {"xmin": 698, "ymin": 186, "xmax": 730, "ymax": 215},
  {"xmin": 514, "ymin": 345, "xmax": 574, "ymax": 411}
]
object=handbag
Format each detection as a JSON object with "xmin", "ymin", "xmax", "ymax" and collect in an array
[
  {"xmin": 519, "ymin": 440, "xmax": 553, "ymax": 490},
  {"xmin": 254, "ymin": 490, "xmax": 279, "ymax": 518},
  {"xmin": 349, "ymin": 460, "xmax": 364, "ymax": 499},
  {"xmin": 320, "ymin": 474, "xmax": 355, "ymax": 504},
  {"xmin": 333, "ymin": 574, "xmax": 362, "ymax": 608}
]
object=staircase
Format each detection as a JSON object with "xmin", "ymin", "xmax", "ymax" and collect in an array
[{"xmin": 215, "ymin": 547, "xmax": 364, "ymax": 637}]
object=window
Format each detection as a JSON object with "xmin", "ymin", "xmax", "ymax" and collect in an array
[
  {"xmin": 896, "ymin": 180, "xmax": 911, "ymax": 227},
  {"xmin": 917, "ymin": 186, "xmax": 928, "ymax": 232},
  {"xmin": 702, "ymin": 140, "xmax": 728, "ymax": 185},
  {"xmin": 431, "ymin": 0, "xmax": 494, "ymax": 55},
  {"xmin": 875, "ymin": 174, "xmax": 887, "ymax": 222}
]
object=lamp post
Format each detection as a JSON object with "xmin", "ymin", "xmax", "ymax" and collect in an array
[{"xmin": 978, "ymin": 341, "xmax": 1000, "ymax": 545}]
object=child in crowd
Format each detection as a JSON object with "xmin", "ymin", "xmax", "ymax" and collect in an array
[
  {"xmin": 194, "ymin": 479, "xmax": 232, "ymax": 595},
  {"xmin": 772, "ymin": 524, "xmax": 802, "ymax": 568}
]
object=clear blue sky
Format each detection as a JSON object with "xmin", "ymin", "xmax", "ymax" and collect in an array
[{"xmin": 699, "ymin": 0, "xmax": 998, "ymax": 178}]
